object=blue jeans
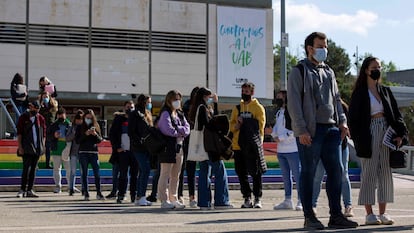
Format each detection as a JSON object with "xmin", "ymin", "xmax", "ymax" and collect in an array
[
  {"xmin": 79, "ymin": 152, "xmax": 101, "ymax": 194},
  {"xmin": 312, "ymin": 144, "xmax": 352, "ymax": 208},
  {"xmin": 134, "ymin": 151, "xmax": 151, "ymax": 197},
  {"xmin": 297, "ymin": 124, "xmax": 342, "ymax": 218},
  {"xmin": 198, "ymin": 160, "xmax": 230, "ymax": 207},
  {"xmin": 69, "ymin": 155, "xmax": 79, "ymax": 190},
  {"xmin": 277, "ymin": 152, "xmax": 301, "ymax": 200}
]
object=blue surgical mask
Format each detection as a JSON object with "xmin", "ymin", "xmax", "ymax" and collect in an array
[
  {"xmin": 146, "ymin": 103, "xmax": 152, "ymax": 111},
  {"xmin": 84, "ymin": 118, "xmax": 92, "ymax": 125},
  {"xmin": 43, "ymin": 97, "xmax": 50, "ymax": 104},
  {"xmin": 206, "ymin": 98, "xmax": 213, "ymax": 105},
  {"xmin": 313, "ymin": 48, "xmax": 328, "ymax": 63}
]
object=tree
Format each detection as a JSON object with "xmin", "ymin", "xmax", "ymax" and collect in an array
[{"xmin": 273, "ymin": 44, "xmax": 298, "ymax": 92}]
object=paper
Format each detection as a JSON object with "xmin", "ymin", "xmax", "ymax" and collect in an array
[{"xmin": 383, "ymin": 126, "xmax": 397, "ymax": 150}]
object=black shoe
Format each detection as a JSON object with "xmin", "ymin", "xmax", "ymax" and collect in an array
[
  {"xmin": 45, "ymin": 165, "xmax": 52, "ymax": 169},
  {"xmin": 105, "ymin": 192, "xmax": 117, "ymax": 199},
  {"xmin": 131, "ymin": 196, "xmax": 136, "ymax": 203},
  {"xmin": 304, "ymin": 216, "xmax": 325, "ymax": 230},
  {"xmin": 69, "ymin": 189, "xmax": 74, "ymax": 196},
  {"xmin": 26, "ymin": 190, "xmax": 39, "ymax": 198},
  {"xmin": 117, "ymin": 196, "xmax": 124, "ymax": 204},
  {"xmin": 146, "ymin": 195, "xmax": 157, "ymax": 202},
  {"xmin": 328, "ymin": 214, "xmax": 359, "ymax": 229}
]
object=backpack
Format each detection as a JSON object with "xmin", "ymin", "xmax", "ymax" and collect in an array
[{"xmin": 285, "ymin": 63, "xmax": 304, "ymax": 130}]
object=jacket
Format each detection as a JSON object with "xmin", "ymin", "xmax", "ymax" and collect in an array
[
  {"xmin": 65, "ymin": 124, "xmax": 81, "ymax": 156},
  {"xmin": 271, "ymin": 108, "xmax": 298, "ymax": 153},
  {"xmin": 128, "ymin": 108, "xmax": 151, "ymax": 153},
  {"xmin": 17, "ymin": 112, "xmax": 46, "ymax": 156},
  {"xmin": 48, "ymin": 118, "xmax": 71, "ymax": 151},
  {"xmin": 349, "ymin": 84, "xmax": 408, "ymax": 158},
  {"xmin": 76, "ymin": 126, "xmax": 103, "ymax": 153},
  {"xmin": 287, "ymin": 59, "xmax": 346, "ymax": 137}
]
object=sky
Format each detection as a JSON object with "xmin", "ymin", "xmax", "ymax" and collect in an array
[{"xmin": 272, "ymin": 0, "xmax": 414, "ymax": 74}]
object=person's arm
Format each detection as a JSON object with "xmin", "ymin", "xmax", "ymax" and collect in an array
[
  {"xmin": 109, "ymin": 116, "xmax": 122, "ymax": 151},
  {"xmin": 256, "ymin": 103, "xmax": 266, "ymax": 142},
  {"xmin": 158, "ymin": 111, "xmax": 180, "ymax": 137},
  {"xmin": 229, "ymin": 105, "xmax": 239, "ymax": 134}
]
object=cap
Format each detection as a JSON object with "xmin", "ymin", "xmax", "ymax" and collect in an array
[{"xmin": 29, "ymin": 101, "xmax": 40, "ymax": 109}]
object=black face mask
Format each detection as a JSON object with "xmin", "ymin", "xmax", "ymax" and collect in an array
[
  {"xmin": 241, "ymin": 94, "xmax": 251, "ymax": 102},
  {"xmin": 57, "ymin": 118, "xmax": 65, "ymax": 123},
  {"xmin": 370, "ymin": 69, "xmax": 381, "ymax": 80},
  {"xmin": 275, "ymin": 98, "xmax": 284, "ymax": 107},
  {"xmin": 30, "ymin": 110, "xmax": 38, "ymax": 116}
]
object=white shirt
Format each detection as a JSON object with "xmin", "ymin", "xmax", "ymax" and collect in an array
[
  {"xmin": 368, "ymin": 89, "xmax": 384, "ymax": 115},
  {"xmin": 271, "ymin": 108, "xmax": 298, "ymax": 153}
]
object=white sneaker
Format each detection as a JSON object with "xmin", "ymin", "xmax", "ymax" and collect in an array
[
  {"xmin": 379, "ymin": 213, "xmax": 394, "ymax": 225},
  {"xmin": 253, "ymin": 199, "xmax": 262, "ymax": 208},
  {"xmin": 172, "ymin": 201, "xmax": 185, "ymax": 209},
  {"xmin": 365, "ymin": 214, "xmax": 381, "ymax": 225},
  {"xmin": 53, "ymin": 187, "xmax": 61, "ymax": 194},
  {"xmin": 16, "ymin": 190, "xmax": 25, "ymax": 198},
  {"xmin": 344, "ymin": 206, "xmax": 354, "ymax": 217},
  {"xmin": 189, "ymin": 200, "xmax": 198, "ymax": 208},
  {"xmin": 137, "ymin": 196, "xmax": 152, "ymax": 206},
  {"xmin": 295, "ymin": 201, "xmax": 303, "ymax": 211},
  {"xmin": 161, "ymin": 201, "xmax": 175, "ymax": 209},
  {"xmin": 273, "ymin": 199, "xmax": 294, "ymax": 210}
]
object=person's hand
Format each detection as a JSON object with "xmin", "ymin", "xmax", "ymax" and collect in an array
[
  {"xmin": 18, "ymin": 147, "xmax": 24, "ymax": 155},
  {"xmin": 299, "ymin": 132, "xmax": 312, "ymax": 146},
  {"xmin": 339, "ymin": 124, "xmax": 350, "ymax": 140},
  {"xmin": 234, "ymin": 116, "xmax": 243, "ymax": 130},
  {"xmin": 117, "ymin": 148, "xmax": 124, "ymax": 153},
  {"xmin": 89, "ymin": 128, "xmax": 97, "ymax": 136},
  {"xmin": 212, "ymin": 93, "xmax": 219, "ymax": 103},
  {"xmin": 54, "ymin": 131, "xmax": 60, "ymax": 138},
  {"xmin": 273, "ymin": 136, "xmax": 280, "ymax": 143},
  {"xmin": 393, "ymin": 137, "xmax": 403, "ymax": 148}
]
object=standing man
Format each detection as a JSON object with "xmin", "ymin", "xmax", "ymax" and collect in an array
[
  {"xmin": 16, "ymin": 101, "xmax": 46, "ymax": 198},
  {"xmin": 287, "ymin": 32, "xmax": 358, "ymax": 230},
  {"xmin": 230, "ymin": 82, "xmax": 267, "ymax": 209}
]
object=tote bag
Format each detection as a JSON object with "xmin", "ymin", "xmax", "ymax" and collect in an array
[
  {"xmin": 61, "ymin": 141, "xmax": 71, "ymax": 161},
  {"xmin": 187, "ymin": 105, "xmax": 209, "ymax": 162}
]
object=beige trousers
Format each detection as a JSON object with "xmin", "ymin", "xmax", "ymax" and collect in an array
[{"xmin": 157, "ymin": 150, "xmax": 184, "ymax": 202}]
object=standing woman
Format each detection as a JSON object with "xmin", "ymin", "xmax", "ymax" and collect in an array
[
  {"xmin": 76, "ymin": 109, "xmax": 105, "ymax": 201},
  {"xmin": 38, "ymin": 91, "xmax": 58, "ymax": 169},
  {"xmin": 349, "ymin": 56, "xmax": 408, "ymax": 225},
  {"xmin": 189, "ymin": 87, "xmax": 232, "ymax": 210},
  {"xmin": 39, "ymin": 76, "xmax": 58, "ymax": 98},
  {"xmin": 157, "ymin": 90, "xmax": 190, "ymax": 209},
  {"xmin": 10, "ymin": 73, "xmax": 28, "ymax": 122}
]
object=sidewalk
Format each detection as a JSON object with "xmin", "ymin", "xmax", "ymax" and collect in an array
[{"xmin": 1, "ymin": 173, "xmax": 413, "ymax": 233}]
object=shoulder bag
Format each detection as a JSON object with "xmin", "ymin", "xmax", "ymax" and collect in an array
[{"xmin": 187, "ymin": 105, "xmax": 209, "ymax": 161}]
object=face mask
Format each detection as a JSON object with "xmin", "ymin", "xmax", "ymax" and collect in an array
[
  {"xmin": 58, "ymin": 117, "xmax": 65, "ymax": 123},
  {"xmin": 172, "ymin": 100, "xmax": 181, "ymax": 109},
  {"xmin": 275, "ymin": 98, "xmax": 284, "ymax": 108},
  {"xmin": 30, "ymin": 110, "xmax": 38, "ymax": 116},
  {"xmin": 84, "ymin": 118, "xmax": 92, "ymax": 125},
  {"xmin": 312, "ymin": 48, "xmax": 328, "ymax": 63},
  {"xmin": 206, "ymin": 98, "xmax": 213, "ymax": 105},
  {"xmin": 241, "ymin": 94, "xmax": 251, "ymax": 102},
  {"xmin": 146, "ymin": 103, "xmax": 152, "ymax": 111},
  {"xmin": 125, "ymin": 108, "xmax": 132, "ymax": 115},
  {"xmin": 43, "ymin": 97, "xmax": 50, "ymax": 104},
  {"xmin": 370, "ymin": 69, "xmax": 381, "ymax": 80}
]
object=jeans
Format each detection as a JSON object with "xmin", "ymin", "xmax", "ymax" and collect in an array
[
  {"xmin": 197, "ymin": 160, "xmax": 230, "ymax": 207},
  {"xmin": 52, "ymin": 155, "xmax": 70, "ymax": 189},
  {"xmin": 277, "ymin": 152, "xmax": 301, "ymax": 200},
  {"xmin": 297, "ymin": 124, "xmax": 342, "ymax": 218},
  {"xmin": 20, "ymin": 154, "xmax": 40, "ymax": 191},
  {"xmin": 234, "ymin": 150, "xmax": 263, "ymax": 199},
  {"xmin": 149, "ymin": 165, "xmax": 160, "ymax": 199},
  {"xmin": 134, "ymin": 151, "xmax": 151, "ymax": 198},
  {"xmin": 110, "ymin": 163, "xmax": 120, "ymax": 194},
  {"xmin": 69, "ymin": 155, "xmax": 79, "ymax": 190},
  {"xmin": 118, "ymin": 151, "xmax": 138, "ymax": 197},
  {"xmin": 312, "ymin": 145, "xmax": 352, "ymax": 208},
  {"xmin": 79, "ymin": 152, "xmax": 101, "ymax": 194}
]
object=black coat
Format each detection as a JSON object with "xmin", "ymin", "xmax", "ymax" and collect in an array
[{"xmin": 349, "ymin": 84, "xmax": 408, "ymax": 158}]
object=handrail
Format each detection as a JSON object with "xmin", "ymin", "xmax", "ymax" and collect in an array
[{"xmin": 0, "ymin": 97, "xmax": 18, "ymax": 135}]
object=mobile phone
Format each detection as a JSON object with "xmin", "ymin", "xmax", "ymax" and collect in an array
[{"xmin": 90, "ymin": 127, "xmax": 95, "ymax": 131}]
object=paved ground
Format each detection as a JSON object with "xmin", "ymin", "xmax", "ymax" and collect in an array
[{"xmin": 1, "ymin": 173, "xmax": 414, "ymax": 233}]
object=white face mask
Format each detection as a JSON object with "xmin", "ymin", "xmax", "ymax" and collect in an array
[
  {"xmin": 84, "ymin": 118, "xmax": 92, "ymax": 125},
  {"xmin": 172, "ymin": 100, "xmax": 181, "ymax": 109},
  {"xmin": 312, "ymin": 47, "xmax": 328, "ymax": 63}
]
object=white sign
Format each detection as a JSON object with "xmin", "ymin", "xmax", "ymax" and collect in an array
[{"xmin": 217, "ymin": 6, "xmax": 266, "ymax": 98}]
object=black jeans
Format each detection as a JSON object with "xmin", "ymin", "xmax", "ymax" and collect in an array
[
  {"xmin": 118, "ymin": 151, "xmax": 138, "ymax": 198},
  {"xmin": 21, "ymin": 154, "xmax": 40, "ymax": 191},
  {"xmin": 234, "ymin": 150, "xmax": 263, "ymax": 199}
]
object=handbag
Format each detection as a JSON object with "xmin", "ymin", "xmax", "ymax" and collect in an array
[
  {"xmin": 187, "ymin": 105, "xmax": 209, "ymax": 162},
  {"xmin": 389, "ymin": 149, "xmax": 407, "ymax": 169},
  {"xmin": 141, "ymin": 127, "xmax": 167, "ymax": 157},
  {"xmin": 61, "ymin": 141, "xmax": 72, "ymax": 161}
]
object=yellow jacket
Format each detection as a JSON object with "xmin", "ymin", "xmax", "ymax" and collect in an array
[{"xmin": 229, "ymin": 98, "xmax": 266, "ymax": 151}]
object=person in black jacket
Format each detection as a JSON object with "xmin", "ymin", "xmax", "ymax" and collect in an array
[
  {"xmin": 10, "ymin": 73, "xmax": 28, "ymax": 123},
  {"xmin": 108, "ymin": 100, "xmax": 138, "ymax": 203},
  {"xmin": 76, "ymin": 109, "xmax": 104, "ymax": 201},
  {"xmin": 349, "ymin": 56, "xmax": 408, "ymax": 225}
]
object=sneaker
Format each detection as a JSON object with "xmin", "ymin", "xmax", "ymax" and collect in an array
[
  {"xmin": 379, "ymin": 213, "xmax": 394, "ymax": 225},
  {"xmin": 295, "ymin": 202, "xmax": 303, "ymax": 211},
  {"xmin": 137, "ymin": 196, "xmax": 153, "ymax": 206},
  {"xmin": 304, "ymin": 216, "xmax": 325, "ymax": 230},
  {"xmin": 147, "ymin": 195, "xmax": 157, "ymax": 202},
  {"xmin": 328, "ymin": 215, "xmax": 358, "ymax": 229},
  {"xmin": 273, "ymin": 199, "xmax": 294, "ymax": 210},
  {"xmin": 117, "ymin": 196, "xmax": 124, "ymax": 204},
  {"xmin": 344, "ymin": 206, "xmax": 354, "ymax": 217},
  {"xmin": 16, "ymin": 190, "xmax": 25, "ymax": 198},
  {"xmin": 365, "ymin": 214, "xmax": 381, "ymax": 225},
  {"xmin": 241, "ymin": 197, "xmax": 253, "ymax": 208},
  {"xmin": 69, "ymin": 189, "xmax": 74, "ymax": 196},
  {"xmin": 161, "ymin": 201, "xmax": 175, "ymax": 209},
  {"xmin": 96, "ymin": 193, "xmax": 105, "ymax": 200},
  {"xmin": 189, "ymin": 200, "xmax": 198, "ymax": 208},
  {"xmin": 84, "ymin": 192, "xmax": 90, "ymax": 201},
  {"xmin": 26, "ymin": 190, "xmax": 39, "ymax": 198},
  {"xmin": 105, "ymin": 192, "xmax": 117, "ymax": 199},
  {"xmin": 53, "ymin": 187, "xmax": 61, "ymax": 194},
  {"xmin": 73, "ymin": 187, "xmax": 81, "ymax": 193},
  {"xmin": 130, "ymin": 195, "xmax": 136, "ymax": 203},
  {"xmin": 253, "ymin": 199, "xmax": 262, "ymax": 208},
  {"xmin": 214, "ymin": 204, "xmax": 234, "ymax": 209},
  {"xmin": 172, "ymin": 201, "xmax": 185, "ymax": 209}
]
